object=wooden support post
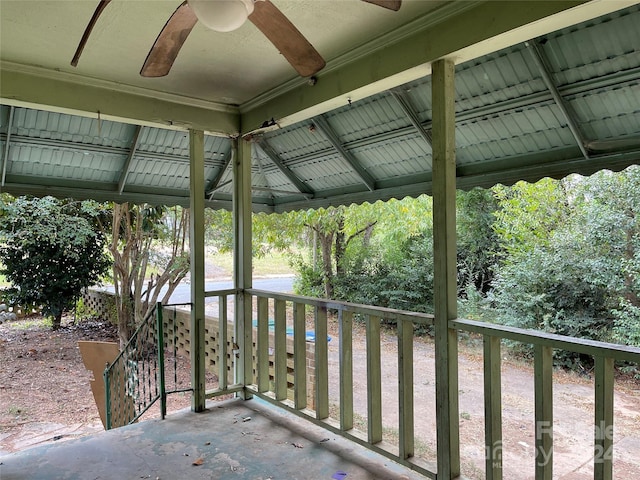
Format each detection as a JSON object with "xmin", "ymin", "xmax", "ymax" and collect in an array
[
  {"xmin": 432, "ymin": 57, "xmax": 461, "ymax": 478},
  {"xmin": 534, "ymin": 345, "xmax": 553, "ymax": 479},
  {"xmin": 594, "ymin": 356, "xmax": 614, "ymax": 480},
  {"xmin": 484, "ymin": 335, "xmax": 503, "ymax": 480},
  {"xmin": 366, "ymin": 315, "xmax": 382, "ymax": 444},
  {"xmin": 315, "ymin": 305, "xmax": 329, "ymax": 419},
  {"xmin": 339, "ymin": 310, "xmax": 354, "ymax": 431},
  {"xmin": 398, "ymin": 319, "xmax": 414, "ymax": 459},
  {"xmin": 293, "ymin": 302, "xmax": 307, "ymax": 409},
  {"xmin": 189, "ymin": 129, "xmax": 206, "ymax": 412},
  {"xmin": 274, "ymin": 299, "xmax": 287, "ymax": 401},
  {"xmin": 233, "ymin": 137, "xmax": 253, "ymax": 399},
  {"xmin": 218, "ymin": 295, "xmax": 228, "ymax": 391},
  {"xmin": 257, "ymin": 296, "xmax": 270, "ymax": 392}
]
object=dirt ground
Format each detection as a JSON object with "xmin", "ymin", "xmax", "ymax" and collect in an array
[
  {"xmin": 0, "ymin": 316, "xmax": 198, "ymax": 455},
  {"xmin": 1, "ymin": 314, "xmax": 639, "ymax": 480}
]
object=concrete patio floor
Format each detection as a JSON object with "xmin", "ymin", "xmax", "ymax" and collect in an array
[{"xmin": 0, "ymin": 396, "xmax": 427, "ymax": 480}]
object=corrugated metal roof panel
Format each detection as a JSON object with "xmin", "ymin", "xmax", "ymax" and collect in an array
[
  {"xmin": 396, "ymin": 77, "xmax": 433, "ymax": 123},
  {"xmin": 11, "ymin": 108, "xmax": 135, "ymax": 149},
  {"xmin": 2, "ymin": 6, "xmax": 640, "ymax": 210},
  {"xmin": 266, "ymin": 124, "xmax": 332, "ymax": 161},
  {"xmin": 351, "ymin": 132, "xmax": 431, "ymax": 180},
  {"xmin": 542, "ymin": 6, "xmax": 640, "ymax": 87},
  {"xmin": 324, "ymin": 94, "xmax": 410, "ymax": 144},
  {"xmin": 138, "ymin": 128, "xmax": 189, "ymax": 156},
  {"xmin": 287, "ymin": 152, "xmax": 365, "ymax": 192},
  {"xmin": 571, "ymin": 84, "xmax": 640, "ymax": 141},
  {"xmin": 456, "ymin": 103, "xmax": 577, "ymax": 165},
  {"xmin": 455, "ymin": 45, "xmax": 547, "ymax": 113},
  {"xmin": 8, "ymin": 144, "xmax": 122, "ymax": 183}
]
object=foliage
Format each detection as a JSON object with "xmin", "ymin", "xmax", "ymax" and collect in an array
[
  {"xmin": 492, "ymin": 179, "xmax": 568, "ymax": 256},
  {"xmin": 98, "ymin": 203, "xmax": 190, "ymax": 345},
  {"xmin": 490, "ymin": 170, "xmax": 640, "ymax": 366},
  {"xmin": 457, "ymin": 188, "xmax": 501, "ymax": 296},
  {"xmin": 0, "ymin": 196, "xmax": 110, "ymax": 329}
]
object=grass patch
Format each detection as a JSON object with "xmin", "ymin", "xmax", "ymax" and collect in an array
[
  {"xmin": 8, "ymin": 405, "xmax": 27, "ymax": 416},
  {"xmin": 208, "ymin": 250, "xmax": 295, "ymax": 278},
  {"xmin": 7, "ymin": 316, "xmax": 52, "ymax": 330}
]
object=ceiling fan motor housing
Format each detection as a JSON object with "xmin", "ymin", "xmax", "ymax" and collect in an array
[{"xmin": 188, "ymin": 0, "xmax": 255, "ymax": 32}]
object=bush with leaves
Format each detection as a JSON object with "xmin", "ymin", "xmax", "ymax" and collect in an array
[{"xmin": 0, "ymin": 196, "xmax": 110, "ymax": 329}]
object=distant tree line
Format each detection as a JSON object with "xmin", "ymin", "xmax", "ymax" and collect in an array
[{"xmin": 206, "ymin": 166, "xmax": 640, "ymax": 371}]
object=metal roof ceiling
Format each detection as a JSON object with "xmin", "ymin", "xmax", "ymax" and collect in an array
[{"xmin": 1, "ymin": 3, "xmax": 639, "ymax": 212}]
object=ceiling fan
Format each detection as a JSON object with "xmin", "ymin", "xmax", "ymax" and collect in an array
[{"xmin": 71, "ymin": 0, "xmax": 401, "ymax": 79}]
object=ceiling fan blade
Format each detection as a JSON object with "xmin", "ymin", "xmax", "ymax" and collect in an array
[
  {"xmin": 140, "ymin": 2, "xmax": 198, "ymax": 77},
  {"xmin": 361, "ymin": 0, "xmax": 402, "ymax": 11},
  {"xmin": 249, "ymin": 0, "xmax": 325, "ymax": 77},
  {"xmin": 71, "ymin": 0, "xmax": 112, "ymax": 67}
]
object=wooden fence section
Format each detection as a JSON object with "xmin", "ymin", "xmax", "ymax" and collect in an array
[
  {"xmin": 82, "ymin": 289, "xmax": 318, "ymax": 409},
  {"xmin": 450, "ymin": 318, "xmax": 640, "ymax": 480},
  {"xmin": 246, "ymin": 289, "xmax": 438, "ymax": 479}
]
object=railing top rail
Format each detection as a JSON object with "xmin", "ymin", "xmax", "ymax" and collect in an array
[
  {"xmin": 204, "ymin": 288, "xmax": 239, "ymax": 298},
  {"xmin": 246, "ymin": 288, "xmax": 434, "ymax": 326},
  {"xmin": 452, "ymin": 318, "xmax": 640, "ymax": 363}
]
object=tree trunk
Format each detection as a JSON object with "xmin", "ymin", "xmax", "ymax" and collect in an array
[
  {"xmin": 335, "ymin": 217, "xmax": 346, "ymax": 278},
  {"xmin": 52, "ymin": 312, "xmax": 62, "ymax": 330},
  {"xmin": 317, "ymin": 230, "xmax": 335, "ymax": 298}
]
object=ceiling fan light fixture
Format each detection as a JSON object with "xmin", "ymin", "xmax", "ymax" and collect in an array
[{"xmin": 188, "ymin": 0, "xmax": 254, "ymax": 33}]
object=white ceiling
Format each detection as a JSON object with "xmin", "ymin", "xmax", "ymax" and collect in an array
[{"xmin": 0, "ymin": 0, "xmax": 446, "ymax": 106}]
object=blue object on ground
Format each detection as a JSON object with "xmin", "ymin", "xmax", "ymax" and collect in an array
[{"xmin": 252, "ymin": 319, "xmax": 330, "ymax": 342}]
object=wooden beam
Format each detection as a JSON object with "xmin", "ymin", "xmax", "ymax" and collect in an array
[
  {"xmin": 1, "ymin": 105, "xmax": 14, "ymax": 187},
  {"xmin": 484, "ymin": 335, "xmax": 503, "ymax": 480},
  {"xmin": 389, "ymin": 89, "xmax": 433, "ymax": 165},
  {"xmin": 117, "ymin": 125, "xmax": 142, "ymax": 194},
  {"xmin": 1, "ymin": 66, "xmax": 239, "ymax": 135},
  {"xmin": 255, "ymin": 140, "xmax": 314, "ymax": 196},
  {"xmin": 339, "ymin": 310, "xmax": 354, "ymax": 431},
  {"xmin": 594, "ymin": 356, "xmax": 614, "ymax": 480},
  {"xmin": 313, "ymin": 115, "xmax": 376, "ymax": 191},
  {"xmin": 366, "ymin": 315, "xmax": 382, "ymax": 444},
  {"xmin": 526, "ymin": 41, "xmax": 590, "ymax": 159}
]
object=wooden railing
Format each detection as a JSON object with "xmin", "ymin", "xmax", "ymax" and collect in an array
[
  {"xmin": 246, "ymin": 289, "xmax": 438, "ymax": 478},
  {"xmin": 203, "ymin": 288, "xmax": 640, "ymax": 480},
  {"xmin": 451, "ymin": 318, "xmax": 640, "ymax": 480}
]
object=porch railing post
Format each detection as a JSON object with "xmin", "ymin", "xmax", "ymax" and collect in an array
[
  {"xmin": 431, "ymin": 57, "xmax": 461, "ymax": 479},
  {"xmin": 315, "ymin": 305, "xmax": 329, "ymax": 420},
  {"xmin": 339, "ymin": 309, "xmax": 354, "ymax": 431},
  {"xmin": 156, "ymin": 302, "xmax": 166, "ymax": 420},
  {"xmin": 594, "ymin": 355, "xmax": 614, "ymax": 480},
  {"xmin": 534, "ymin": 344, "xmax": 553, "ymax": 479},
  {"xmin": 484, "ymin": 335, "xmax": 503, "ymax": 480}
]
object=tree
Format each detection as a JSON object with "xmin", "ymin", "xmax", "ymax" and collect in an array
[
  {"xmin": 0, "ymin": 196, "xmax": 110, "ymax": 329},
  {"xmin": 457, "ymin": 188, "xmax": 501, "ymax": 296},
  {"xmin": 99, "ymin": 203, "xmax": 190, "ymax": 346}
]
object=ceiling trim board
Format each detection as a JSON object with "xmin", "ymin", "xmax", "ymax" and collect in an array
[{"xmin": 0, "ymin": 68, "xmax": 240, "ymax": 135}]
